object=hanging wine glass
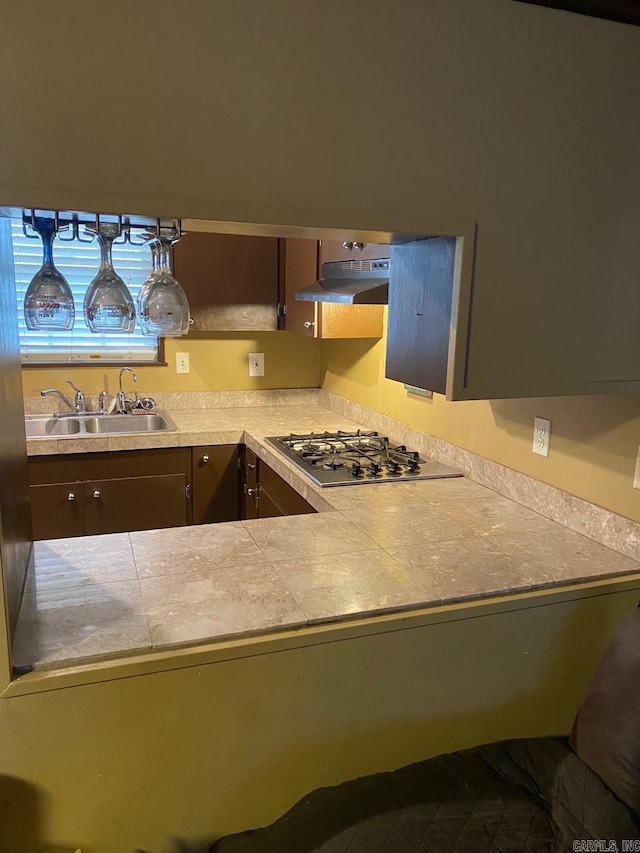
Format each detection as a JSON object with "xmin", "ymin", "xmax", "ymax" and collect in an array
[
  {"xmin": 138, "ymin": 232, "xmax": 190, "ymax": 337},
  {"xmin": 136, "ymin": 236, "xmax": 161, "ymax": 319},
  {"xmin": 83, "ymin": 222, "xmax": 135, "ymax": 333},
  {"xmin": 24, "ymin": 216, "xmax": 75, "ymax": 330}
]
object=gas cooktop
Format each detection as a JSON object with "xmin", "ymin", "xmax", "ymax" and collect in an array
[{"xmin": 265, "ymin": 430, "xmax": 462, "ymax": 487}]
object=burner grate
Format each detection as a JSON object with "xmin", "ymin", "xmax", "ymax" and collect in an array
[{"xmin": 265, "ymin": 430, "xmax": 460, "ymax": 487}]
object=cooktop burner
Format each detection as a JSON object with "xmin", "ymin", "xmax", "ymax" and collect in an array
[{"xmin": 265, "ymin": 430, "xmax": 462, "ymax": 487}]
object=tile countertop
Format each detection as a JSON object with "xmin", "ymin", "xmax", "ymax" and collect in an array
[{"xmin": 15, "ymin": 403, "xmax": 640, "ymax": 671}]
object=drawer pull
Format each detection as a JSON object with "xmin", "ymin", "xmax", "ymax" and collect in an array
[
  {"xmin": 92, "ymin": 490, "xmax": 101, "ymax": 499},
  {"xmin": 201, "ymin": 455, "xmax": 209, "ymax": 464},
  {"xmin": 304, "ymin": 321, "xmax": 315, "ymax": 329},
  {"xmin": 67, "ymin": 492, "xmax": 75, "ymax": 502}
]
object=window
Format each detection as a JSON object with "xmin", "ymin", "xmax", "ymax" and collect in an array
[{"xmin": 11, "ymin": 221, "xmax": 160, "ymax": 363}]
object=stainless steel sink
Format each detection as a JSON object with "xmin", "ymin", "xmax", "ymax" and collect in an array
[
  {"xmin": 25, "ymin": 410, "xmax": 177, "ymax": 439},
  {"xmin": 25, "ymin": 416, "xmax": 82, "ymax": 438},
  {"xmin": 83, "ymin": 414, "xmax": 176, "ymax": 435}
]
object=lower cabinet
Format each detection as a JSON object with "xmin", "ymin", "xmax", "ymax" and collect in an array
[
  {"xmin": 29, "ymin": 476, "xmax": 189, "ymax": 539},
  {"xmin": 84, "ymin": 475, "xmax": 188, "ymax": 535},
  {"xmin": 191, "ymin": 445, "xmax": 240, "ymax": 525},
  {"xmin": 27, "ymin": 443, "xmax": 312, "ymax": 539},
  {"xmin": 29, "ymin": 449, "xmax": 192, "ymax": 540},
  {"xmin": 241, "ymin": 448, "xmax": 316, "ymax": 519},
  {"xmin": 28, "ymin": 483, "xmax": 87, "ymax": 540}
]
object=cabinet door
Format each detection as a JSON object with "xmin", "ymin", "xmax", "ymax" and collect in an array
[
  {"xmin": 192, "ymin": 445, "xmax": 240, "ymax": 525},
  {"xmin": 242, "ymin": 448, "xmax": 259, "ymax": 519},
  {"xmin": 385, "ymin": 238, "xmax": 455, "ymax": 396},
  {"xmin": 318, "ymin": 240, "xmax": 390, "ymax": 264},
  {"xmin": 259, "ymin": 462, "xmax": 316, "ymax": 517},
  {"xmin": 284, "ymin": 238, "xmax": 384, "ymax": 340},
  {"xmin": 29, "ymin": 483, "xmax": 86, "ymax": 541},
  {"xmin": 84, "ymin": 474, "xmax": 188, "ymax": 535},
  {"xmin": 256, "ymin": 488, "xmax": 284, "ymax": 519},
  {"xmin": 173, "ymin": 231, "xmax": 280, "ymax": 331},
  {"xmin": 283, "ymin": 238, "xmax": 318, "ymax": 338}
]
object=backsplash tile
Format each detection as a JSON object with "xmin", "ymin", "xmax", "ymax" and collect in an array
[
  {"xmin": 319, "ymin": 390, "xmax": 640, "ymax": 562},
  {"xmin": 23, "ymin": 387, "xmax": 319, "ymax": 414}
]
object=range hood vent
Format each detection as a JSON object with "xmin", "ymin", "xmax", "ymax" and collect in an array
[{"xmin": 295, "ymin": 259, "xmax": 389, "ymax": 305}]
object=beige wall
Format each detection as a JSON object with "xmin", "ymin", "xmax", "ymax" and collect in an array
[
  {"xmin": 21, "ymin": 332, "xmax": 321, "ymax": 397},
  {"xmin": 322, "ymin": 311, "xmax": 640, "ymax": 523}
]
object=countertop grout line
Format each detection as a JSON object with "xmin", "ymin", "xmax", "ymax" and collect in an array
[
  {"xmin": 264, "ymin": 563, "xmax": 314, "ymax": 627},
  {"xmin": 127, "ymin": 533, "xmax": 154, "ymax": 652}
]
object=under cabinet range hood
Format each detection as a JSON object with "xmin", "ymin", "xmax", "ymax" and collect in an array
[{"xmin": 295, "ymin": 259, "xmax": 389, "ymax": 304}]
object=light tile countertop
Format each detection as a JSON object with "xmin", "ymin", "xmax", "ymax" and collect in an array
[{"xmin": 15, "ymin": 400, "xmax": 640, "ymax": 671}]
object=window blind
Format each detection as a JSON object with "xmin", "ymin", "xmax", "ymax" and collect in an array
[{"xmin": 11, "ymin": 221, "xmax": 159, "ymax": 363}]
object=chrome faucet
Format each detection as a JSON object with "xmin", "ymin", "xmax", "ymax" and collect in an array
[
  {"xmin": 41, "ymin": 380, "xmax": 86, "ymax": 415},
  {"xmin": 64, "ymin": 380, "xmax": 86, "ymax": 414},
  {"xmin": 116, "ymin": 367, "xmax": 137, "ymax": 414},
  {"xmin": 41, "ymin": 388, "xmax": 74, "ymax": 413}
]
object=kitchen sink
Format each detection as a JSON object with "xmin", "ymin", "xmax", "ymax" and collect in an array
[
  {"xmin": 83, "ymin": 414, "xmax": 175, "ymax": 434},
  {"xmin": 25, "ymin": 411, "xmax": 177, "ymax": 439},
  {"xmin": 25, "ymin": 416, "xmax": 82, "ymax": 438}
]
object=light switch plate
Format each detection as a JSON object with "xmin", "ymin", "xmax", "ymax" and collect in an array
[
  {"xmin": 176, "ymin": 352, "xmax": 190, "ymax": 374},
  {"xmin": 532, "ymin": 417, "xmax": 551, "ymax": 457},
  {"xmin": 634, "ymin": 447, "xmax": 640, "ymax": 489},
  {"xmin": 249, "ymin": 352, "xmax": 264, "ymax": 377}
]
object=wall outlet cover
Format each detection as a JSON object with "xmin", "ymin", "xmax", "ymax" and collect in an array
[
  {"xmin": 532, "ymin": 416, "xmax": 551, "ymax": 457},
  {"xmin": 249, "ymin": 352, "xmax": 265, "ymax": 377},
  {"xmin": 176, "ymin": 352, "xmax": 190, "ymax": 374}
]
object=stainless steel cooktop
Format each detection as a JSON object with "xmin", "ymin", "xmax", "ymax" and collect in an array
[{"xmin": 265, "ymin": 430, "xmax": 462, "ymax": 487}]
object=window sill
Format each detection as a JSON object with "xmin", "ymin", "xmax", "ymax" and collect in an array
[{"xmin": 22, "ymin": 361, "xmax": 168, "ymax": 369}]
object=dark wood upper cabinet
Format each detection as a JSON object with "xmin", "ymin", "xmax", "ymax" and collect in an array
[
  {"xmin": 385, "ymin": 238, "xmax": 456, "ymax": 397},
  {"xmin": 173, "ymin": 231, "xmax": 281, "ymax": 331},
  {"xmin": 283, "ymin": 238, "xmax": 385, "ymax": 340},
  {"xmin": 282, "ymin": 238, "xmax": 317, "ymax": 338},
  {"xmin": 318, "ymin": 240, "xmax": 390, "ymax": 264}
]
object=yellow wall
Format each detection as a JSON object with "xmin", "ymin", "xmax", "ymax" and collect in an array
[
  {"xmin": 21, "ymin": 332, "xmax": 321, "ymax": 397},
  {"xmin": 321, "ymin": 311, "xmax": 640, "ymax": 523},
  {"xmin": 2, "ymin": 584, "xmax": 639, "ymax": 852}
]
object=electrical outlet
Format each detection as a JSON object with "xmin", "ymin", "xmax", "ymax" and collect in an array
[
  {"xmin": 248, "ymin": 352, "xmax": 264, "ymax": 377},
  {"xmin": 176, "ymin": 352, "xmax": 190, "ymax": 374},
  {"xmin": 634, "ymin": 447, "xmax": 640, "ymax": 489},
  {"xmin": 532, "ymin": 417, "xmax": 551, "ymax": 457}
]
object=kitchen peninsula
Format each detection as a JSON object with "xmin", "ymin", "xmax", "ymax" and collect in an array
[{"xmin": 15, "ymin": 390, "xmax": 640, "ymax": 673}]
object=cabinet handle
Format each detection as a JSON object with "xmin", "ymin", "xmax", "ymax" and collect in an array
[
  {"xmin": 353, "ymin": 242, "xmax": 364, "ymax": 251},
  {"xmin": 246, "ymin": 461, "xmax": 256, "ymax": 470},
  {"xmin": 67, "ymin": 492, "xmax": 75, "ymax": 502},
  {"xmin": 304, "ymin": 321, "xmax": 315, "ymax": 329},
  {"xmin": 342, "ymin": 241, "xmax": 354, "ymax": 251},
  {"xmin": 247, "ymin": 488, "xmax": 256, "ymax": 497},
  {"xmin": 201, "ymin": 455, "xmax": 209, "ymax": 464},
  {"xmin": 92, "ymin": 490, "xmax": 101, "ymax": 499}
]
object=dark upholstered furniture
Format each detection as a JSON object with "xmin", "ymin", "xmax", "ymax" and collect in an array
[{"xmin": 212, "ymin": 607, "xmax": 640, "ymax": 853}]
